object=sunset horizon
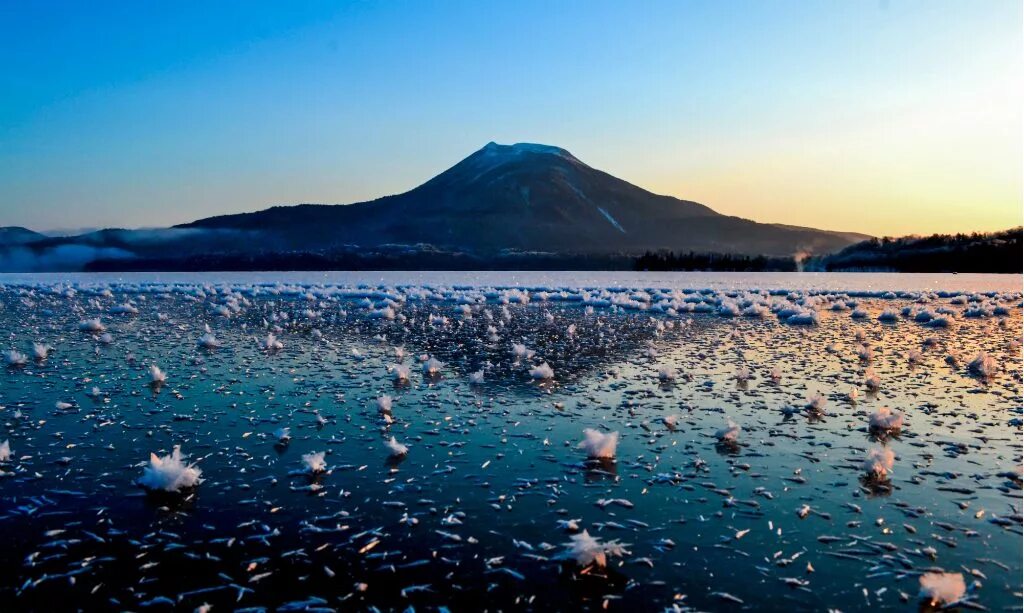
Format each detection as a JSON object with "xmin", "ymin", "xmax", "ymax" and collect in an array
[
  {"xmin": 0, "ymin": 4, "xmax": 1020, "ymax": 611},
  {"xmin": 3, "ymin": 1, "xmax": 1021, "ymax": 237}
]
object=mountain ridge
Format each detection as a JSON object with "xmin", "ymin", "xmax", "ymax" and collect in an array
[
  {"xmin": 179, "ymin": 142, "xmax": 867, "ymax": 255},
  {"xmin": 2, "ymin": 142, "xmax": 873, "ymax": 271}
]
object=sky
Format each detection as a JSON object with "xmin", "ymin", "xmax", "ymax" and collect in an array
[{"xmin": 1, "ymin": 0, "xmax": 1021, "ymax": 237}]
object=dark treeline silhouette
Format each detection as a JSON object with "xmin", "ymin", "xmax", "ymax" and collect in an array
[
  {"xmin": 72, "ymin": 228, "xmax": 1024, "ymax": 273},
  {"xmin": 633, "ymin": 251, "xmax": 798, "ymax": 272},
  {"xmin": 85, "ymin": 249, "xmax": 636, "ymax": 272},
  {"xmin": 816, "ymin": 227, "xmax": 1022, "ymax": 273}
]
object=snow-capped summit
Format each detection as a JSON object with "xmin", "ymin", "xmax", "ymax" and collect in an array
[{"xmin": 478, "ymin": 141, "xmax": 576, "ymax": 160}]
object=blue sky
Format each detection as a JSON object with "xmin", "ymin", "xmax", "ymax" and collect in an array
[{"xmin": 1, "ymin": 0, "xmax": 1020, "ymax": 235}]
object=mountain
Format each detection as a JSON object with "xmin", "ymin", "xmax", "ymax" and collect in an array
[
  {"xmin": 0, "ymin": 226, "xmax": 47, "ymax": 246},
  {"xmin": 181, "ymin": 142, "xmax": 868, "ymax": 256},
  {"xmin": 2, "ymin": 142, "xmax": 872, "ymax": 271}
]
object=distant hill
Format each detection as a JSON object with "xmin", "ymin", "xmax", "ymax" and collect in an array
[
  {"xmin": 816, "ymin": 228, "xmax": 1023, "ymax": 273},
  {"xmin": 768, "ymin": 223, "xmax": 870, "ymax": 246},
  {"xmin": 2, "ymin": 142, "xmax": 872, "ymax": 271},
  {"xmin": 0, "ymin": 226, "xmax": 47, "ymax": 246}
]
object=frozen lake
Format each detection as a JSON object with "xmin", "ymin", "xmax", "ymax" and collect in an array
[
  {"xmin": 0, "ymin": 270, "xmax": 1021, "ymax": 294},
  {"xmin": 0, "ymin": 273, "xmax": 1019, "ymax": 611}
]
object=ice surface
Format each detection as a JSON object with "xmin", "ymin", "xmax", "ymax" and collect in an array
[{"xmin": 0, "ymin": 272, "xmax": 1018, "ymax": 610}]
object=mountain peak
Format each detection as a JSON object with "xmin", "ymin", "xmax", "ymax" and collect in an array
[
  {"xmin": 478, "ymin": 141, "xmax": 575, "ymax": 160},
  {"xmin": 418, "ymin": 141, "xmax": 585, "ymax": 191}
]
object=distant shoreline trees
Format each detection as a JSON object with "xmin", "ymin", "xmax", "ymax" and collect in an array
[
  {"xmin": 633, "ymin": 251, "xmax": 797, "ymax": 272},
  {"xmin": 634, "ymin": 228, "xmax": 1022, "ymax": 273},
  {"xmin": 78, "ymin": 227, "xmax": 1024, "ymax": 273},
  {"xmin": 817, "ymin": 227, "xmax": 1021, "ymax": 273}
]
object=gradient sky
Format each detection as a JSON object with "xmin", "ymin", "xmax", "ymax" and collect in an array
[{"xmin": 1, "ymin": 1, "xmax": 1021, "ymax": 236}]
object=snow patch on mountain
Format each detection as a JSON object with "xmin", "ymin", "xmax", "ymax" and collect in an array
[
  {"xmin": 482, "ymin": 142, "xmax": 571, "ymax": 158},
  {"xmin": 597, "ymin": 207, "xmax": 626, "ymax": 234}
]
